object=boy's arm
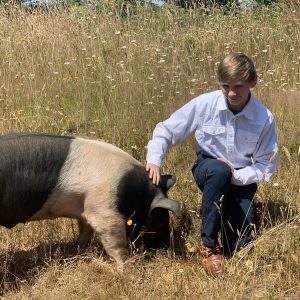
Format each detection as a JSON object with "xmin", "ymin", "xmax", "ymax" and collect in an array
[
  {"xmin": 146, "ymin": 97, "xmax": 200, "ymax": 172},
  {"xmin": 231, "ymin": 117, "xmax": 278, "ymax": 186}
]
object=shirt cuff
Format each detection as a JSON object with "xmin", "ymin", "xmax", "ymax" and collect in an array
[{"xmin": 146, "ymin": 158, "xmax": 162, "ymax": 168}]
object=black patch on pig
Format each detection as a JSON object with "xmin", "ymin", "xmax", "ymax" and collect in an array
[
  {"xmin": 116, "ymin": 164, "xmax": 157, "ymax": 229},
  {"xmin": 0, "ymin": 133, "xmax": 74, "ymax": 228},
  {"xmin": 116, "ymin": 165, "xmax": 171, "ymax": 249}
]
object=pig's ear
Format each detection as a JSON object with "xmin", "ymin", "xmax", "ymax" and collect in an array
[
  {"xmin": 149, "ymin": 197, "xmax": 181, "ymax": 217},
  {"xmin": 160, "ymin": 175, "xmax": 176, "ymax": 191}
]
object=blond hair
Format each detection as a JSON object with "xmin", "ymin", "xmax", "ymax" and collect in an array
[{"xmin": 217, "ymin": 53, "xmax": 257, "ymax": 82}]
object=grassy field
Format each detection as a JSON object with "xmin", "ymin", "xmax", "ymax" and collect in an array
[{"xmin": 0, "ymin": 1, "xmax": 299, "ymax": 299}]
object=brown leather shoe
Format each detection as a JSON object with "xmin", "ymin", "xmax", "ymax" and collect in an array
[{"xmin": 199, "ymin": 243, "xmax": 225, "ymax": 276}]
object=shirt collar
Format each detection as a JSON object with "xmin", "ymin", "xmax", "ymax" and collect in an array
[
  {"xmin": 217, "ymin": 91, "xmax": 256, "ymax": 120},
  {"xmin": 237, "ymin": 93, "xmax": 256, "ymax": 120},
  {"xmin": 216, "ymin": 92, "xmax": 228, "ymax": 111}
]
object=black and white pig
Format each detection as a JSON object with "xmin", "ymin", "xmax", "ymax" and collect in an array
[{"xmin": 0, "ymin": 133, "xmax": 181, "ymax": 269}]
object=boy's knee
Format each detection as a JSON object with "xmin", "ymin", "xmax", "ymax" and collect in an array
[
  {"xmin": 193, "ymin": 158, "xmax": 232, "ymax": 189},
  {"xmin": 208, "ymin": 159, "xmax": 232, "ymax": 181}
]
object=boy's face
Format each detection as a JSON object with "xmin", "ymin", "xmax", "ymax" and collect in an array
[{"xmin": 219, "ymin": 76, "xmax": 257, "ymax": 111}]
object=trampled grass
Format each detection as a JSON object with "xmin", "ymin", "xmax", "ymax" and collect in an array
[{"xmin": 0, "ymin": 1, "xmax": 299, "ymax": 299}]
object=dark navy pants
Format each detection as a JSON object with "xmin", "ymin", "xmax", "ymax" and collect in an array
[{"xmin": 192, "ymin": 154, "xmax": 257, "ymax": 256}]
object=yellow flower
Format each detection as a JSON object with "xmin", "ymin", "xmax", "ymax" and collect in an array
[{"xmin": 127, "ymin": 212, "xmax": 136, "ymax": 226}]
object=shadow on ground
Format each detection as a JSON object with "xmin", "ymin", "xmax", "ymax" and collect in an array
[{"xmin": 0, "ymin": 239, "xmax": 106, "ymax": 296}]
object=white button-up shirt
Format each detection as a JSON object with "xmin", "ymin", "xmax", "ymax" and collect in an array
[{"xmin": 146, "ymin": 90, "xmax": 278, "ymax": 186}]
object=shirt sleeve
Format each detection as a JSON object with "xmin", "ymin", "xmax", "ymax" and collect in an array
[
  {"xmin": 146, "ymin": 98, "xmax": 200, "ymax": 167},
  {"xmin": 231, "ymin": 115, "xmax": 279, "ymax": 186}
]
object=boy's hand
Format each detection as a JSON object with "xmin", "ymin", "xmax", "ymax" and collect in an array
[{"xmin": 146, "ymin": 163, "xmax": 161, "ymax": 186}]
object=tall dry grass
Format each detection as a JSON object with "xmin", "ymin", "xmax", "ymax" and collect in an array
[{"xmin": 0, "ymin": 1, "xmax": 299, "ymax": 299}]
